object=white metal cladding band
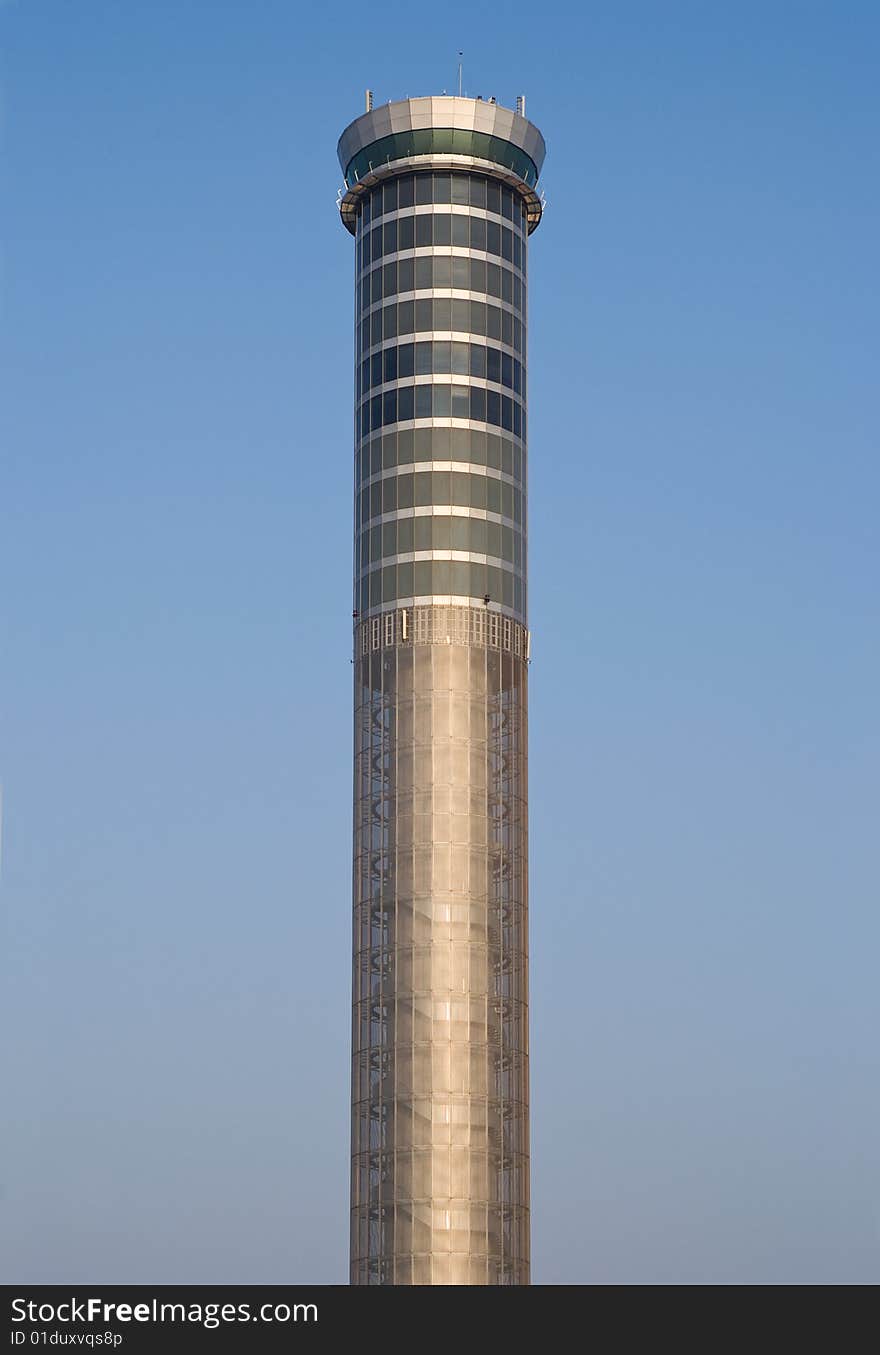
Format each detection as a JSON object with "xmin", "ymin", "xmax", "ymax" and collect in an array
[
  {"xmin": 356, "ymin": 420, "xmax": 528, "ymax": 450},
  {"xmin": 358, "ymin": 330, "xmax": 524, "ymax": 364},
  {"xmin": 358, "ymin": 375, "xmax": 525, "ymax": 404},
  {"xmin": 358, "ymin": 550, "xmax": 523, "ymax": 569},
  {"xmin": 340, "ymin": 157, "xmax": 543, "ymax": 235},
  {"xmin": 356, "ymin": 594, "xmax": 525, "ymax": 625},
  {"xmin": 358, "ymin": 467, "xmax": 524, "ymax": 490},
  {"xmin": 360, "ymin": 200, "xmax": 530, "ymax": 230},
  {"xmin": 357, "ymin": 503, "xmax": 524, "ymax": 522},
  {"xmin": 358, "ymin": 246, "xmax": 528, "ymax": 286},
  {"xmin": 358, "ymin": 289, "xmax": 526, "ymax": 319}
]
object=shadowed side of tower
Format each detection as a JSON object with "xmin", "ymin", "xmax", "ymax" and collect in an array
[{"xmin": 337, "ymin": 95, "xmax": 545, "ymax": 1286}]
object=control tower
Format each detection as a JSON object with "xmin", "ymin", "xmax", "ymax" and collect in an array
[{"xmin": 338, "ymin": 93, "xmax": 546, "ymax": 1285}]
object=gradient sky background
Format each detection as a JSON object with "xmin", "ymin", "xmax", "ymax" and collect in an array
[{"xmin": 1, "ymin": 1, "xmax": 878, "ymax": 1285}]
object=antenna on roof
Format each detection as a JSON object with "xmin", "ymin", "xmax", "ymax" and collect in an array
[
  {"xmin": 458, "ymin": 51, "xmax": 463, "ymax": 98},
  {"xmin": 365, "ymin": 89, "xmax": 373, "ymax": 112},
  {"xmin": 516, "ymin": 94, "xmax": 526, "ymax": 117}
]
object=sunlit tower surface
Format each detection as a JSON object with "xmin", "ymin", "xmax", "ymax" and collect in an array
[{"xmin": 338, "ymin": 93, "xmax": 545, "ymax": 1285}]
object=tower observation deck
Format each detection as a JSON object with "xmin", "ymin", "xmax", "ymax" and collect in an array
[{"xmin": 338, "ymin": 94, "xmax": 546, "ymax": 1285}]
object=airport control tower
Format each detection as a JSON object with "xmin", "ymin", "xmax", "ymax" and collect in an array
[{"xmin": 337, "ymin": 93, "xmax": 545, "ymax": 1285}]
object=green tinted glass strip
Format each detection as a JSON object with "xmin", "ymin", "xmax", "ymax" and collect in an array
[{"xmin": 345, "ymin": 129, "xmax": 539, "ymax": 188}]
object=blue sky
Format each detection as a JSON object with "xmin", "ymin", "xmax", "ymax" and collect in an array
[{"xmin": 1, "ymin": 0, "xmax": 878, "ymax": 1284}]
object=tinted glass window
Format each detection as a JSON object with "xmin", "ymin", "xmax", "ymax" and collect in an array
[
  {"xmin": 398, "ymin": 300, "xmax": 414, "ymax": 335},
  {"xmin": 398, "ymin": 256, "xmax": 414, "ymax": 293},
  {"xmin": 451, "ymin": 341, "xmax": 469, "ymax": 375},
  {"xmin": 398, "ymin": 215, "xmax": 415, "ymax": 250},
  {"xmin": 451, "ymin": 215, "xmax": 469, "ymax": 247},
  {"xmin": 414, "ymin": 341, "xmax": 432, "ymax": 375},
  {"xmin": 398, "ymin": 342, "xmax": 414, "ymax": 378},
  {"xmin": 451, "ymin": 298, "xmax": 470, "ymax": 332},
  {"xmin": 383, "ymin": 261, "xmax": 396, "ymax": 297},
  {"xmin": 433, "ymin": 214, "xmax": 452, "ymax": 246},
  {"xmin": 397, "ymin": 386, "xmax": 414, "ymax": 421},
  {"xmin": 433, "ymin": 255, "xmax": 451, "ymax": 288}
]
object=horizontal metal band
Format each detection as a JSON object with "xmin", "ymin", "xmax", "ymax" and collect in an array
[
  {"xmin": 359, "ymin": 327, "xmax": 523, "ymax": 367},
  {"xmin": 358, "ymin": 199, "xmax": 528, "ymax": 240},
  {"xmin": 358, "ymin": 374, "xmax": 524, "ymax": 410},
  {"xmin": 358, "ymin": 288, "xmax": 525, "ymax": 327},
  {"xmin": 359, "ymin": 462, "xmax": 521, "ymax": 490},
  {"xmin": 358, "ymin": 548, "xmax": 522, "ymax": 576},
  {"xmin": 340, "ymin": 155, "xmax": 543, "ymax": 236},
  {"xmin": 358, "ymin": 241, "xmax": 527, "ymax": 288}
]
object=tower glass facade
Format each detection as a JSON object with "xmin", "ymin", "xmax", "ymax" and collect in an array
[{"xmin": 338, "ymin": 96, "xmax": 545, "ymax": 1286}]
